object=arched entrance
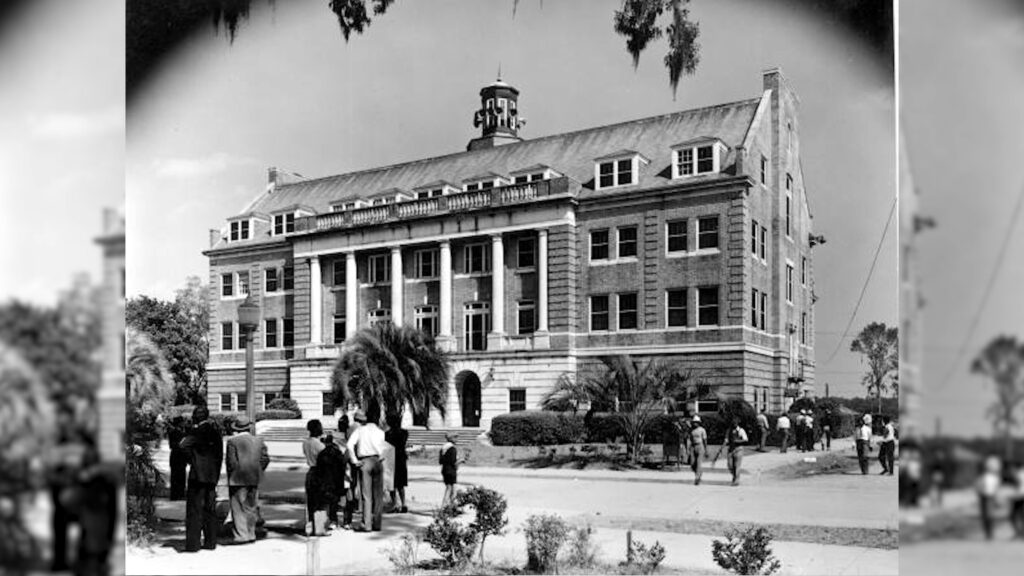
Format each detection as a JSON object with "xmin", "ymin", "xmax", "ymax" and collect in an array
[{"xmin": 456, "ymin": 371, "xmax": 482, "ymax": 427}]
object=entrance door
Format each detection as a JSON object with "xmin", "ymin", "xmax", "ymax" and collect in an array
[{"xmin": 461, "ymin": 373, "xmax": 482, "ymax": 427}]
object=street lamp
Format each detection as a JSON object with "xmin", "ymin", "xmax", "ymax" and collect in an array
[{"xmin": 238, "ymin": 294, "xmax": 260, "ymax": 435}]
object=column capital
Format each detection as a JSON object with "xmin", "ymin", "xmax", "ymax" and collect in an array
[
  {"xmin": 491, "ymin": 233, "xmax": 504, "ymax": 243},
  {"xmin": 537, "ymin": 228, "xmax": 549, "ymax": 237},
  {"xmin": 439, "ymin": 239, "xmax": 451, "ymax": 248},
  {"xmin": 390, "ymin": 245, "xmax": 402, "ymax": 255}
]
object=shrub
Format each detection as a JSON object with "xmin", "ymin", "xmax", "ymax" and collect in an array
[
  {"xmin": 564, "ymin": 524, "xmax": 599, "ymax": 569},
  {"xmin": 524, "ymin": 513, "xmax": 570, "ymax": 574},
  {"xmin": 267, "ymin": 396, "xmax": 302, "ymax": 415},
  {"xmin": 254, "ymin": 409, "xmax": 300, "ymax": 421},
  {"xmin": 380, "ymin": 533, "xmax": 420, "ymax": 575},
  {"xmin": 490, "ymin": 411, "xmax": 586, "ymax": 446},
  {"xmin": 423, "ymin": 505, "xmax": 478, "ymax": 569},
  {"xmin": 622, "ymin": 538, "xmax": 666, "ymax": 575},
  {"xmin": 455, "ymin": 485, "xmax": 509, "ymax": 563},
  {"xmin": 711, "ymin": 526, "xmax": 782, "ymax": 575},
  {"xmin": 207, "ymin": 412, "xmax": 241, "ymax": 435}
]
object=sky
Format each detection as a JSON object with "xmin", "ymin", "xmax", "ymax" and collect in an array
[
  {"xmin": 127, "ymin": 0, "xmax": 897, "ymax": 398},
  {"xmin": 902, "ymin": 0, "xmax": 1024, "ymax": 437},
  {"xmin": 0, "ymin": 0, "xmax": 124, "ymax": 305}
]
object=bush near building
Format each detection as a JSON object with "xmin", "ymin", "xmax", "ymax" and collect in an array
[
  {"xmin": 490, "ymin": 411, "xmax": 586, "ymax": 445},
  {"xmin": 266, "ymin": 396, "xmax": 302, "ymax": 416}
]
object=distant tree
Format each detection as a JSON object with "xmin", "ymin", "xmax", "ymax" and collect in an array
[
  {"xmin": 330, "ymin": 323, "xmax": 450, "ymax": 423},
  {"xmin": 849, "ymin": 322, "xmax": 898, "ymax": 414},
  {"xmin": 971, "ymin": 335, "xmax": 1024, "ymax": 462}
]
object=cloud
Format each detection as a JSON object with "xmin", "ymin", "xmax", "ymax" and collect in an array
[
  {"xmin": 152, "ymin": 152, "xmax": 256, "ymax": 179},
  {"xmin": 28, "ymin": 107, "xmax": 122, "ymax": 139}
]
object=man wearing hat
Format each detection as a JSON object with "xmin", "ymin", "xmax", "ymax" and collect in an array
[
  {"xmin": 687, "ymin": 415, "xmax": 708, "ymax": 485},
  {"xmin": 225, "ymin": 415, "xmax": 270, "ymax": 544},
  {"xmin": 346, "ymin": 409, "xmax": 387, "ymax": 532},
  {"xmin": 180, "ymin": 405, "xmax": 223, "ymax": 552}
]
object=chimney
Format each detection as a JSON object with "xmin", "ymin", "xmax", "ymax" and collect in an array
[
  {"xmin": 209, "ymin": 229, "xmax": 222, "ymax": 248},
  {"xmin": 267, "ymin": 167, "xmax": 278, "ymax": 193},
  {"xmin": 467, "ymin": 76, "xmax": 524, "ymax": 151}
]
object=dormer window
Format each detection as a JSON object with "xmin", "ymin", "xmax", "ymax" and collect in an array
[
  {"xmin": 413, "ymin": 181, "xmax": 459, "ymax": 199},
  {"xmin": 229, "ymin": 219, "xmax": 251, "ymax": 242},
  {"xmin": 272, "ymin": 213, "xmax": 296, "ymax": 235},
  {"xmin": 594, "ymin": 151, "xmax": 648, "ymax": 190},
  {"xmin": 371, "ymin": 197, "xmax": 391, "ymax": 206},
  {"xmin": 510, "ymin": 165, "xmax": 561, "ymax": 184},
  {"xmin": 416, "ymin": 188, "xmax": 445, "ymax": 200},
  {"xmin": 331, "ymin": 200, "xmax": 362, "ymax": 213},
  {"xmin": 463, "ymin": 173, "xmax": 507, "ymax": 192},
  {"xmin": 671, "ymin": 139, "xmax": 726, "ymax": 179}
]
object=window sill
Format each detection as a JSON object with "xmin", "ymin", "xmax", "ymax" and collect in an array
[
  {"xmin": 220, "ymin": 295, "xmax": 250, "ymax": 301},
  {"xmin": 694, "ymin": 247, "xmax": 721, "ymax": 255},
  {"xmin": 405, "ymin": 277, "xmax": 440, "ymax": 283},
  {"xmin": 515, "ymin": 267, "xmax": 537, "ymax": 274},
  {"xmin": 360, "ymin": 281, "xmax": 393, "ymax": 288},
  {"xmin": 454, "ymin": 272, "xmax": 492, "ymax": 280},
  {"xmin": 616, "ymin": 255, "xmax": 639, "ymax": 262}
]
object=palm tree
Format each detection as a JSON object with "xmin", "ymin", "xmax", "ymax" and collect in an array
[
  {"xmin": 330, "ymin": 323, "xmax": 451, "ymax": 424},
  {"xmin": 849, "ymin": 322, "xmax": 899, "ymax": 414},
  {"xmin": 971, "ymin": 335, "xmax": 1024, "ymax": 461}
]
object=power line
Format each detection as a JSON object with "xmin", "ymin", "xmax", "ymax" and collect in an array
[
  {"xmin": 937, "ymin": 181, "xmax": 1024, "ymax": 389},
  {"xmin": 823, "ymin": 196, "xmax": 898, "ymax": 366}
]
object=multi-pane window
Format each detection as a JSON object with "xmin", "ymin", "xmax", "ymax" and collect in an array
[
  {"xmin": 513, "ymin": 172, "xmax": 544, "ymax": 184},
  {"xmin": 509, "ymin": 389, "xmax": 527, "ymax": 412},
  {"xmin": 415, "ymin": 249, "xmax": 438, "ymax": 278},
  {"xmin": 618, "ymin": 293, "xmax": 638, "ymax": 330},
  {"xmin": 760, "ymin": 226, "xmax": 767, "ymax": 260},
  {"xmin": 675, "ymin": 145, "xmax": 715, "ymax": 177},
  {"xmin": 677, "ymin": 148, "xmax": 694, "ymax": 176},
  {"xmin": 750, "ymin": 220, "xmax": 758, "ymax": 255},
  {"xmin": 368, "ymin": 308, "xmax": 391, "ymax": 327},
  {"xmin": 464, "ymin": 180, "xmax": 495, "ymax": 192},
  {"xmin": 464, "ymin": 302, "xmax": 489, "ymax": 351},
  {"xmin": 265, "ymin": 268, "xmax": 279, "ymax": 292},
  {"xmin": 667, "ymin": 220, "xmax": 687, "ymax": 253},
  {"xmin": 221, "ymin": 322, "xmax": 235, "ymax": 350},
  {"xmin": 760, "ymin": 155, "xmax": 767, "ymax": 185},
  {"xmin": 590, "ymin": 295, "xmax": 610, "ymax": 331},
  {"xmin": 617, "ymin": 226, "xmax": 638, "ymax": 258},
  {"xmin": 667, "ymin": 289, "xmax": 687, "ymax": 327},
  {"xmin": 697, "ymin": 217, "xmax": 719, "ymax": 250},
  {"xmin": 751, "ymin": 288, "xmax": 759, "ymax": 328},
  {"xmin": 697, "ymin": 287, "xmax": 719, "ymax": 326},
  {"xmin": 283, "ymin": 266, "xmax": 294, "ymax": 290},
  {"xmin": 464, "ymin": 243, "xmax": 491, "ymax": 273},
  {"xmin": 759, "ymin": 292, "xmax": 767, "ymax": 331},
  {"xmin": 230, "ymin": 220, "xmax": 251, "ymax": 242},
  {"xmin": 415, "ymin": 306, "xmax": 438, "ymax": 336},
  {"xmin": 222, "ymin": 273, "xmax": 234, "ymax": 297},
  {"xmin": 283, "ymin": 318, "xmax": 294, "ymax": 347},
  {"xmin": 273, "ymin": 212, "xmax": 296, "ymax": 235},
  {"xmin": 236, "ymin": 392, "xmax": 247, "ymax": 413},
  {"xmin": 322, "ymin": 392, "xmax": 335, "ymax": 417},
  {"xmin": 597, "ymin": 159, "xmax": 634, "ymax": 189},
  {"xmin": 333, "ymin": 260, "xmax": 346, "ymax": 286},
  {"xmin": 517, "ymin": 301, "xmax": 536, "ymax": 335},
  {"xmin": 237, "ymin": 271, "xmax": 250, "ymax": 296},
  {"xmin": 265, "ymin": 319, "xmax": 278, "ymax": 348},
  {"xmin": 786, "ymin": 264, "xmax": 794, "ymax": 302},
  {"xmin": 368, "ymin": 254, "xmax": 391, "ymax": 283},
  {"xmin": 590, "ymin": 229, "xmax": 609, "ymax": 261},
  {"xmin": 220, "ymin": 394, "xmax": 232, "ymax": 412},
  {"xmin": 697, "ymin": 146, "xmax": 714, "ymax": 173},
  {"xmin": 416, "ymin": 188, "xmax": 444, "ymax": 199},
  {"xmin": 517, "ymin": 237, "xmax": 536, "ymax": 269},
  {"xmin": 333, "ymin": 315, "xmax": 346, "ymax": 344}
]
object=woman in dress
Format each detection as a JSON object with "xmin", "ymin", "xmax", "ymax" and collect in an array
[
  {"xmin": 439, "ymin": 432, "xmax": 460, "ymax": 507},
  {"xmin": 385, "ymin": 414, "xmax": 409, "ymax": 513}
]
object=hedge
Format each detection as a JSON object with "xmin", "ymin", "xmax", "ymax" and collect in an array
[
  {"xmin": 490, "ymin": 411, "xmax": 586, "ymax": 446},
  {"xmin": 255, "ymin": 409, "xmax": 301, "ymax": 421},
  {"xmin": 267, "ymin": 397, "xmax": 302, "ymax": 416}
]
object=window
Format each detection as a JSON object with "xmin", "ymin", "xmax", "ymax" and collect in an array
[
  {"xmin": 801, "ymin": 312, "xmax": 807, "ymax": 344},
  {"xmin": 759, "ymin": 292, "xmax": 767, "ymax": 331},
  {"xmin": 751, "ymin": 288, "xmax": 759, "ymax": 328},
  {"xmin": 368, "ymin": 254, "xmax": 391, "ymax": 283},
  {"xmin": 464, "ymin": 243, "xmax": 490, "ymax": 273},
  {"xmin": 618, "ymin": 293, "xmax": 638, "ymax": 330},
  {"xmin": 697, "ymin": 145, "xmax": 714, "ymax": 173},
  {"xmin": 237, "ymin": 271, "xmax": 250, "ymax": 296},
  {"xmin": 322, "ymin": 392, "xmax": 335, "ymax": 417},
  {"xmin": 415, "ymin": 306, "xmax": 438, "ymax": 336},
  {"xmin": 667, "ymin": 289, "xmax": 687, "ymax": 327},
  {"xmin": 265, "ymin": 319, "xmax": 278, "ymax": 348},
  {"xmin": 333, "ymin": 260, "xmax": 346, "ymax": 286},
  {"xmin": 371, "ymin": 197, "xmax": 390, "ymax": 206},
  {"xmin": 590, "ymin": 229, "xmax": 609, "ymax": 261},
  {"xmin": 674, "ymin": 144, "xmax": 717, "ymax": 178},
  {"xmin": 509, "ymin": 389, "xmax": 527, "ymax": 412},
  {"xmin": 220, "ymin": 393, "xmax": 231, "ymax": 413},
  {"xmin": 464, "ymin": 180, "xmax": 495, "ymax": 192},
  {"xmin": 786, "ymin": 264, "xmax": 794, "ymax": 303},
  {"xmin": 283, "ymin": 266, "xmax": 294, "ymax": 290},
  {"xmin": 596, "ymin": 158, "xmax": 634, "ymax": 189},
  {"xmin": 801, "ymin": 256, "xmax": 807, "ymax": 285},
  {"xmin": 667, "ymin": 220, "xmax": 687, "ymax": 253},
  {"xmin": 697, "ymin": 217, "xmax": 719, "ymax": 250},
  {"xmin": 464, "ymin": 302, "xmax": 489, "ymax": 351},
  {"xmin": 283, "ymin": 318, "xmax": 294, "ymax": 347},
  {"xmin": 230, "ymin": 220, "xmax": 251, "ymax": 242},
  {"xmin": 333, "ymin": 315, "xmax": 346, "ymax": 344},
  {"xmin": 760, "ymin": 226, "xmax": 767, "ymax": 260},
  {"xmin": 517, "ymin": 301, "xmax": 536, "ymax": 335},
  {"xmin": 236, "ymin": 392, "xmax": 247, "ymax": 414},
  {"xmin": 221, "ymin": 322, "xmax": 235, "ymax": 350},
  {"xmin": 617, "ymin": 226, "xmax": 638, "ymax": 258},
  {"xmin": 590, "ymin": 295, "xmax": 609, "ymax": 331},
  {"xmin": 760, "ymin": 155, "xmax": 767, "ymax": 185},
  {"xmin": 416, "ymin": 188, "xmax": 444, "ymax": 200},
  {"xmin": 513, "ymin": 172, "xmax": 544, "ymax": 184},
  {"xmin": 750, "ymin": 220, "xmax": 758, "ymax": 255},
  {"xmin": 368, "ymin": 308, "xmax": 391, "ymax": 327},
  {"xmin": 697, "ymin": 287, "xmax": 719, "ymax": 326},
  {"xmin": 262, "ymin": 393, "xmax": 278, "ymax": 411},
  {"xmin": 222, "ymin": 273, "xmax": 233, "ymax": 297},
  {"xmin": 787, "ymin": 122, "xmax": 793, "ymax": 154},
  {"xmin": 273, "ymin": 212, "xmax": 295, "ymax": 235},
  {"xmin": 786, "ymin": 194, "xmax": 792, "ymax": 237},
  {"xmin": 676, "ymin": 148, "xmax": 694, "ymax": 176},
  {"xmin": 415, "ymin": 249, "xmax": 438, "ymax": 278},
  {"xmin": 265, "ymin": 268, "xmax": 279, "ymax": 292},
  {"xmin": 517, "ymin": 237, "xmax": 536, "ymax": 269}
]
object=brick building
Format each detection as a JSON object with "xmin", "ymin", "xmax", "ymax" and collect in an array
[{"xmin": 204, "ymin": 69, "xmax": 817, "ymax": 428}]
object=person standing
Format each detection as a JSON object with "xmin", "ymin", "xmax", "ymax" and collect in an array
[
  {"xmin": 855, "ymin": 415, "xmax": 873, "ymax": 475},
  {"xmin": 439, "ymin": 432, "xmax": 460, "ymax": 507},
  {"xmin": 713, "ymin": 418, "xmax": 749, "ymax": 486},
  {"xmin": 225, "ymin": 415, "xmax": 270, "ymax": 544},
  {"xmin": 976, "ymin": 456, "xmax": 1001, "ymax": 540},
  {"xmin": 385, "ymin": 415, "xmax": 410, "ymax": 513},
  {"xmin": 1010, "ymin": 461, "xmax": 1024, "ymax": 538},
  {"xmin": 168, "ymin": 415, "xmax": 189, "ymax": 501},
  {"xmin": 337, "ymin": 415, "xmax": 360, "ymax": 528},
  {"xmin": 879, "ymin": 416, "xmax": 896, "ymax": 475},
  {"xmin": 316, "ymin": 433, "xmax": 348, "ymax": 529},
  {"xmin": 302, "ymin": 419, "xmax": 326, "ymax": 534},
  {"xmin": 63, "ymin": 442, "xmax": 118, "ymax": 576},
  {"xmin": 803, "ymin": 410, "xmax": 816, "ymax": 452},
  {"xmin": 776, "ymin": 412, "xmax": 791, "ymax": 453},
  {"xmin": 180, "ymin": 405, "xmax": 223, "ymax": 552},
  {"xmin": 347, "ymin": 409, "xmax": 386, "ymax": 532},
  {"xmin": 47, "ymin": 414, "xmax": 80, "ymax": 572},
  {"xmin": 820, "ymin": 408, "xmax": 833, "ymax": 451},
  {"xmin": 756, "ymin": 409, "xmax": 769, "ymax": 452},
  {"xmin": 688, "ymin": 415, "xmax": 708, "ymax": 485}
]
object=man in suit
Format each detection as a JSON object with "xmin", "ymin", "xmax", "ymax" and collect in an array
[
  {"xmin": 225, "ymin": 415, "xmax": 270, "ymax": 544},
  {"xmin": 180, "ymin": 405, "xmax": 223, "ymax": 552}
]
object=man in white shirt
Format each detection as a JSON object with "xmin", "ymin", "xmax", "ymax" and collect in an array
[
  {"xmin": 776, "ymin": 413, "xmax": 791, "ymax": 453},
  {"xmin": 756, "ymin": 410, "xmax": 769, "ymax": 452},
  {"xmin": 803, "ymin": 412, "xmax": 815, "ymax": 452},
  {"xmin": 879, "ymin": 416, "xmax": 897, "ymax": 475},
  {"xmin": 856, "ymin": 416, "xmax": 873, "ymax": 475},
  {"xmin": 347, "ymin": 410, "xmax": 387, "ymax": 532}
]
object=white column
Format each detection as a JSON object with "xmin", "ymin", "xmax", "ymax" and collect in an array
[
  {"xmin": 309, "ymin": 257, "xmax": 322, "ymax": 345},
  {"xmin": 345, "ymin": 251, "xmax": 358, "ymax": 338},
  {"xmin": 391, "ymin": 246, "xmax": 404, "ymax": 326},
  {"xmin": 537, "ymin": 229, "xmax": 549, "ymax": 332},
  {"xmin": 491, "ymin": 234, "xmax": 505, "ymax": 335},
  {"xmin": 439, "ymin": 241, "xmax": 453, "ymax": 339}
]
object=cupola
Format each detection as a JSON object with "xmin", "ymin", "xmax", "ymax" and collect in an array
[{"xmin": 467, "ymin": 75, "xmax": 524, "ymax": 151}]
